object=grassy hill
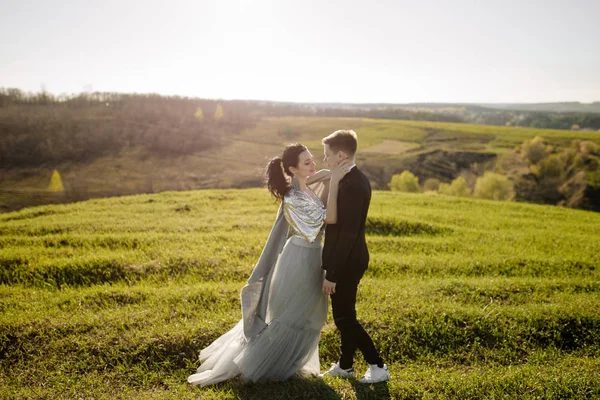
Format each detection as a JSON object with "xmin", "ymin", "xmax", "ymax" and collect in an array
[
  {"xmin": 1, "ymin": 188, "xmax": 599, "ymax": 399},
  {"xmin": 2, "ymin": 116, "xmax": 599, "ymax": 212}
]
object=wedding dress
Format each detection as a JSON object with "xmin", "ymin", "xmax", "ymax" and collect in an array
[{"xmin": 188, "ymin": 177, "xmax": 330, "ymax": 386}]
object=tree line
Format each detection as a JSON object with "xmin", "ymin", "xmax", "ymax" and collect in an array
[
  {"xmin": 2, "ymin": 88, "xmax": 598, "ymax": 211},
  {"xmin": 475, "ymin": 110, "xmax": 600, "ymax": 131},
  {"xmin": 0, "ymin": 89, "xmax": 257, "ymax": 168}
]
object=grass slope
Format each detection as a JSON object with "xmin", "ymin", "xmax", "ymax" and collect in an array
[
  {"xmin": 2, "ymin": 117, "xmax": 599, "ymax": 211},
  {"xmin": 1, "ymin": 189, "xmax": 600, "ymax": 399}
]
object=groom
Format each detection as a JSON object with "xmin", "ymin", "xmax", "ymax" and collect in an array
[{"xmin": 319, "ymin": 130, "xmax": 390, "ymax": 383}]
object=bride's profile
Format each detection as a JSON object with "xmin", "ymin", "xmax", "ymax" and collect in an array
[{"xmin": 187, "ymin": 143, "xmax": 350, "ymax": 386}]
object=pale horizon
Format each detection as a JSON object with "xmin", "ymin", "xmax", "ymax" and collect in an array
[{"xmin": 2, "ymin": 0, "xmax": 599, "ymax": 104}]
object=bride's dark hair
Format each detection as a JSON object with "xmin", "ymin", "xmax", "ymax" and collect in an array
[{"xmin": 266, "ymin": 143, "xmax": 308, "ymax": 202}]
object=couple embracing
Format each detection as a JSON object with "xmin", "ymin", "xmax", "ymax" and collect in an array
[{"xmin": 188, "ymin": 130, "xmax": 390, "ymax": 386}]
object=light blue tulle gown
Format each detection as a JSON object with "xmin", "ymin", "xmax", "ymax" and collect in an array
[{"xmin": 188, "ymin": 185, "xmax": 329, "ymax": 386}]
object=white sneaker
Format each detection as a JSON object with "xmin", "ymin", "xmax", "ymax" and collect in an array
[
  {"xmin": 358, "ymin": 364, "xmax": 390, "ymax": 384},
  {"xmin": 318, "ymin": 362, "xmax": 355, "ymax": 378}
]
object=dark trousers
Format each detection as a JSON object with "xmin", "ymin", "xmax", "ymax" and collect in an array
[{"xmin": 331, "ymin": 275, "xmax": 383, "ymax": 369}]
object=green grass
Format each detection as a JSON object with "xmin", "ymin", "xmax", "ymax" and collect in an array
[
  {"xmin": 1, "ymin": 189, "xmax": 600, "ymax": 399},
  {"xmin": 3, "ymin": 117, "xmax": 600, "ymax": 211},
  {"xmin": 242, "ymin": 116, "xmax": 600, "ymax": 155}
]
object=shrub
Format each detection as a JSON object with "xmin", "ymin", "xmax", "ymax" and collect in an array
[
  {"xmin": 438, "ymin": 176, "xmax": 471, "ymax": 197},
  {"xmin": 423, "ymin": 178, "xmax": 441, "ymax": 192},
  {"xmin": 389, "ymin": 171, "xmax": 421, "ymax": 193},
  {"xmin": 580, "ymin": 141, "xmax": 599, "ymax": 156},
  {"xmin": 587, "ymin": 168, "xmax": 600, "ymax": 187},
  {"xmin": 520, "ymin": 136, "xmax": 548, "ymax": 165},
  {"xmin": 474, "ymin": 172, "xmax": 515, "ymax": 201},
  {"xmin": 535, "ymin": 154, "xmax": 565, "ymax": 179}
]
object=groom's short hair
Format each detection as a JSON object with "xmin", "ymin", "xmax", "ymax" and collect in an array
[{"xmin": 322, "ymin": 130, "xmax": 358, "ymax": 156}]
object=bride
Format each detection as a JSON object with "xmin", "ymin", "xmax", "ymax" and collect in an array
[{"xmin": 187, "ymin": 143, "xmax": 350, "ymax": 386}]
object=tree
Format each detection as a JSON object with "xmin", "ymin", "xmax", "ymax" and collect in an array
[
  {"xmin": 48, "ymin": 169, "xmax": 64, "ymax": 192},
  {"xmin": 587, "ymin": 168, "xmax": 600, "ymax": 187},
  {"xmin": 532, "ymin": 154, "xmax": 565, "ymax": 179},
  {"xmin": 474, "ymin": 172, "xmax": 515, "ymax": 201},
  {"xmin": 423, "ymin": 178, "xmax": 441, "ymax": 192},
  {"xmin": 194, "ymin": 106, "xmax": 204, "ymax": 120},
  {"xmin": 580, "ymin": 141, "xmax": 599, "ymax": 156},
  {"xmin": 438, "ymin": 176, "xmax": 471, "ymax": 197},
  {"xmin": 389, "ymin": 171, "xmax": 421, "ymax": 193},
  {"xmin": 214, "ymin": 104, "xmax": 224, "ymax": 120},
  {"xmin": 559, "ymin": 171, "xmax": 587, "ymax": 208},
  {"xmin": 520, "ymin": 136, "xmax": 548, "ymax": 165}
]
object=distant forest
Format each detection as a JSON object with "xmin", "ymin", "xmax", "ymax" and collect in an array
[
  {"xmin": 0, "ymin": 89, "xmax": 262, "ymax": 168},
  {"xmin": 0, "ymin": 89, "xmax": 478, "ymax": 169},
  {"xmin": 1, "ymin": 88, "xmax": 599, "ymax": 212},
  {"xmin": 2, "ymin": 88, "xmax": 599, "ymax": 169},
  {"xmin": 290, "ymin": 103, "xmax": 600, "ymax": 131}
]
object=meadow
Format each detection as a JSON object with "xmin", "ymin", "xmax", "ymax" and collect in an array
[
  {"xmin": 1, "ymin": 188, "xmax": 600, "ymax": 399},
  {"xmin": 3, "ymin": 116, "xmax": 600, "ymax": 212}
]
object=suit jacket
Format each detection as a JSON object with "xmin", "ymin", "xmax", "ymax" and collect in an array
[{"xmin": 322, "ymin": 166, "xmax": 371, "ymax": 283}]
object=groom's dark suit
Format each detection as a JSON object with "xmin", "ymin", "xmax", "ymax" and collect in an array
[{"xmin": 322, "ymin": 166, "xmax": 383, "ymax": 369}]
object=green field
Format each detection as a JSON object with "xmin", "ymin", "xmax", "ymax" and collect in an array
[
  {"xmin": 1, "ymin": 188, "xmax": 599, "ymax": 399},
  {"xmin": 3, "ymin": 117, "xmax": 600, "ymax": 212},
  {"xmin": 191, "ymin": 117, "xmax": 600, "ymax": 188}
]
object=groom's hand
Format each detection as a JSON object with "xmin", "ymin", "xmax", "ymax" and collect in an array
[{"xmin": 322, "ymin": 279, "xmax": 336, "ymax": 295}]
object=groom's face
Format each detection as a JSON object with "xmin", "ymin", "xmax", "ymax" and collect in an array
[{"xmin": 323, "ymin": 144, "xmax": 344, "ymax": 169}]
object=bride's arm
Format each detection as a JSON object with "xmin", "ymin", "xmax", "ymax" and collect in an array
[
  {"xmin": 325, "ymin": 162, "xmax": 351, "ymax": 224},
  {"xmin": 307, "ymin": 169, "xmax": 330, "ymax": 185},
  {"xmin": 325, "ymin": 180, "xmax": 339, "ymax": 224}
]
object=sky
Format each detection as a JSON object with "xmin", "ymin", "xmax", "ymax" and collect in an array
[{"xmin": 1, "ymin": 0, "xmax": 599, "ymax": 104}]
